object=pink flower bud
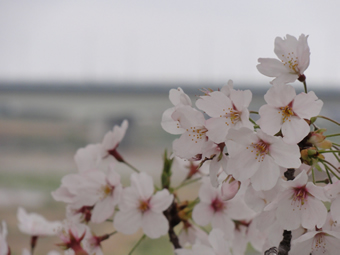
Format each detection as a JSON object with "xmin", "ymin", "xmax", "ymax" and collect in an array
[{"xmin": 220, "ymin": 175, "xmax": 240, "ymax": 201}]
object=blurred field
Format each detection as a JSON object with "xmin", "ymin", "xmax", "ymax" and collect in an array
[{"xmin": 0, "ymin": 85, "xmax": 338, "ymax": 254}]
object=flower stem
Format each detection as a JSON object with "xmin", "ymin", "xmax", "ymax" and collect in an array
[
  {"xmin": 319, "ymin": 150, "xmax": 340, "ymax": 154},
  {"xmin": 249, "ymin": 118, "xmax": 260, "ymax": 129},
  {"xmin": 174, "ymin": 177, "xmax": 202, "ymax": 190},
  {"xmin": 128, "ymin": 234, "xmax": 146, "ymax": 255},
  {"xmin": 123, "ymin": 161, "xmax": 140, "ymax": 173},
  {"xmin": 324, "ymin": 163, "xmax": 338, "ymax": 181},
  {"xmin": 249, "ymin": 111, "xmax": 259, "ymax": 114},
  {"xmin": 324, "ymin": 165, "xmax": 333, "ymax": 184},
  {"xmin": 326, "ymin": 133, "xmax": 340, "ymax": 138},
  {"xmin": 312, "ymin": 167, "xmax": 316, "ymax": 184},
  {"xmin": 303, "ymin": 80, "xmax": 307, "ymax": 93},
  {"xmin": 317, "ymin": 115, "xmax": 340, "ymax": 126}
]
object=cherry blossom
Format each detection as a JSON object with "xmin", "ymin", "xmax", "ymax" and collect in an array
[
  {"xmin": 258, "ymin": 84, "xmax": 323, "ymax": 144},
  {"xmin": 161, "ymin": 87, "xmax": 192, "ymax": 135},
  {"xmin": 114, "ymin": 172, "xmax": 173, "ymax": 239},
  {"xmin": 171, "ymin": 105, "xmax": 209, "ymax": 159},
  {"xmin": 265, "ymin": 171, "xmax": 329, "ymax": 231},
  {"xmin": 226, "ymin": 128, "xmax": 301, "ymax": 191},
  {"xmin": 257, "ymin": 34, "xmax": 310, "ymax": 84},
  {"xmin": 178, "ymin": 221, "xmax": 209, "ymax": 247},
  {"xmin": 192, "ymin": 178, "xmax": 255, "ymax": 239},
  {"xmin": 196, "ymin": 88, "xmax": 252, "ymax": 144},
  {"xmin": 17, "ymin": 207, "xmax": 61, "ymax": 236},
  {"xmin": 290, "ymin": 230, "xmax": 340, "ymax": 255},
  {"xmin": 100, "ymin": 119, "xmax": 128, "ymax": 162}
]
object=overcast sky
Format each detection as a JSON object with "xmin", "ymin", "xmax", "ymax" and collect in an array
[{"xmin": 0, "ymin": 0, "xmax": 340, "ymax": 89}]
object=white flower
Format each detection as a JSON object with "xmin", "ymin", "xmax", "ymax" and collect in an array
[
  {"xmin": 265, "ymin": 171, "xmax": 329, "ymax": 231},
  {"xmin": 17, "ymin": 207, "xmax": 61, "ymax": 236},
  {"xmin": 192, "ymin": 178, "xmax": 255, "ymax": 239},
  {"xmin": 161, "ymin": 87, "xmax": 192, "ymax": 135},
  {"xmin": 226, "ymin": 128, "xmax": 301, "ymax": 191},
  {"xmin": 290, "ymin": 230, "xmax": 340, "ymax": 255},
  {"xmin": 196, "ymin": 88, "xmax": 252, "ymax": 144},
  {"xmin": 258, "ymin": 84, "xmax": 323, "ymax": 144},
  {"xmin": 257, "ymin": 34, "xmax": 310, "ymax": 84},
  {"xmin": 114, "ymin": 172, "xmax": 173, "ymax": 239}
]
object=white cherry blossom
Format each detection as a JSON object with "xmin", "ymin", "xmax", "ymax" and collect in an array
[
  {"xmin": 257, "ymin": 34, "xmax": 310, "ymax": 84},
  {"xmin": 265, "ymin": 171, "xmax": 329, "ymax": 231},
  {"xmin": 226, "ymin": 128, "xmax": 301, "ymax": 191},
  {"xmin": 258, "ymin": 84, "xmax": 323, "ymax": 144},
  {"xmin": 161, "ymin": 87, "xmax": 192, "ymax": 135},
  {"xmin": 196, "ymin": 88, "xmax": 252, "ymax": 144},
  {"xmin": 114, "ymin": 172, "xmax": 173, "ymax": 239},
  {"xmin": 171, "ymin": 105, "xmax": 209, "ymax": 160},
  {"xmin": 290, "ymin": 230, "xmax": 340, "ymax": 255},
  {"xmin": 192, "ymin": 178, "xmax": 255, "ymax": 239}
]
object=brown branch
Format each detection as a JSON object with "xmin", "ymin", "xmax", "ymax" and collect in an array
[{"xmin": 163, "ymin": 201, "xmax": 181, "ymax": 249}]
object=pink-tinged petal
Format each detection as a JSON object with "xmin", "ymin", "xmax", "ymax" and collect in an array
[
  {"xmin": 113, "ymin": 209, "xmax": 142, "ymax": 235},
  {"xmin": 258, "ymin": 105, "xmax": 283, "ymax": 136},
  {"xmin": 296, "ymin": 34, "xmax": 310, "ymax": 73},
  {"xmin": 131, "ymin": 172, "xmax": 154, "ymax": 201},
  {"xmin": 239, "ymin": 109, "xmax": 253, "ymax": 130},
  {"xmin": 198, "ymin": 181, "xmax": 218, "ymax": 203},
  {"xmin": 74, "ymin": 143, "xmax": 102, "ymax": 172},
  {"xmin": 192, "ymin": 203, "xmax": 214, "ymax": 226},
  {"xmin": 274, "ymin": 35, "xmax": 298, "ymax": 60},
  {"xmin": 142, "ymin": 211, "xmax": 169, "ymax": 239},
  {"xmin": 227, "ymin": 148, "xmax": 260, "ymax": 181},
  {"xmin": 323, "ymin": 234, "xmax": 340, "ymax": 254},
  {"xmin": 172, "ymin": 106, "xmax": 205, "ymax": 129},
  {"xmin": 173, "ymin": 132, "xmax": 206, "ymax": 159},
  {"xmin": 293, "ymin": 91, "xmax": 323, "ymax": 119},
  {"xmin": 209, "ymin": 158, "xmax": 221, "ymax": 188},
  {"xmin": 271, "ymin": 73, "xmax": 299, "ymax": 85},
  {"xmin": 284, "ymin": 171, "xmax": 308, "ymax": 189},
  {"xmin": 220, "ymin": 80, "xmax": 234, "ymax": 96},
  {"xmin": 282, "ymin": 117, "xmax": 310, "ymax": 144},
  {"xmin": 330, "ymin": 197, "xmax": 340, "ymax": 223},
  {"xmin": 250, "ymin": 156, "xmax": 280, "ymax": 191},
  {"xmin": 306, "ymin": 182, "xmax": 329, "ymax": 202},
  {"xmin": 102, "ymin": 120, "xmax": 128, "ymax": 151},
  {"xmin": 106, "ymin": 169, "xmax": 121, "ymax": 187},
  {"xmin": 264, "ymin": 84, "xmax": 296, "ymax": 107},
  {"xmin": 208, "ymin": 229, "xmax": 231, "ymax": 255},
  {"xmin": 276, "ymin": 197, "xmax": 302, "ymax": 230},
  {"xmin": 196, "ymin": 91, "xmax": 233, "ymax": 118},
  {"xmin": 169, "ymin": 88, "xmax": 191, "ymax": 106},
  {"xmin": 292, "ymin": 230, "xmax": 317, "ymax": 245},
  {"xmin": 119, "ymin": 187, "xmax": 140, "ymax": 211},
  {"xmin": 226, "ymin": 127, "xmax": 258, "ymax": 147},
  {"xmin": 226, "ymin": 199, "xmax": 256, "ymax": 220},
  {"xmin": 290, "ymin": 236, "xmax": 314, "ymax": 255},
  {"xmin": 205, "ymin": 117, "xmax": 231, "ymax": 144},
  {"xmin": 301, "ymin": 197, "xmax": 327, "ymax": 229},
  {"xmin": 161, "ymin": 107, "xmax": 186, "ymax": 135},
  {"xmin": 230, "ymin": 89, "xmax": 252, "ymax": 110},
  {"xmin": 269, "ymin": 139, "xmax": 301, "ymax": 168},
  {"xmin": 91, "ymin": 197, "xmax": 115, "ymax": 223},
  {"xmin": 211, "ymin": 212, "xmax": 234, "ymax": 240},
  {"xmin": 51, "ymin": 186, "xmax": 75, "ymax": 203},
  {"xmin": 149, "ymin": 190, "xmax": 173, "ymax": 213},
  {"xmin": 257, "ymin": 58, "xmax": 288, "ymax": 77}
]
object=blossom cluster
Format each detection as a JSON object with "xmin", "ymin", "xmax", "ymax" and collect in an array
[{"xmin": 1, "ymin": 34, "xmax": 340, "ymax": 255}]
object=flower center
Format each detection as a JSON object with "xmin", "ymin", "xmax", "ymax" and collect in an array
[
  {"xmin": 186, "ymin": 126, "xmax": 208, "ymax": 144},
  {"xmin": 279, "ymin": 105, "xmax": 294, "ymax": 123},
  {"xmin": 211, "ymin": 198, "xmax": 224, "ymax": 212},
  {"xmin": 139, "ymin": 200, "xmax": 150, "ymax": 213},
  {"xmin": 281, "ymin": 52, "xmax": 300, "ymax": 74},
  {"xmin": 292, "ymin": 187, "xmax": 308, "ymax": 208},
  {"xmin": 312, "ymin": 233, "xmax": 326, "ymax": 253},
  {"xmin": 101, "ymin": 184, "xmax": 114, "ymax": 199},
  {"xmin": 219, "ymin": 108, "xmax": 241, "ymax": 125},
  {"xmin": 247, "ymin": 140, "xmax": 270, "ymax": 162}
]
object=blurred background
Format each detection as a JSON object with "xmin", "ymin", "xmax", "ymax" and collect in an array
[{"xmin": 0, "ymin": 0, "xmax": 340, "ymax": 254}]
